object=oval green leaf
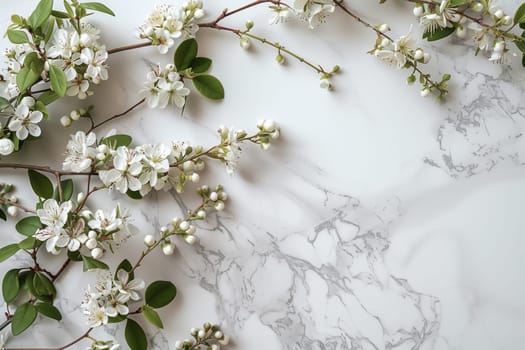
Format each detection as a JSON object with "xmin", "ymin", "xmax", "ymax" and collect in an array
[
  {"xmin": 19, "ymin": 237, "xmax": 37, "ymax": 249},
  {"xmin": 142, "ymin": 305, "xmax": 163, "ymax": 329},
  {"xmin": 514, "ymin": 3, "xmax": 525, "ymax": 24},
  {"xmin": 28, "ymin": 169, "xmax": 54, "ymax": 199},
  {"xmin": 82, "ymin": 256, "xmax": 109, "ymax": 271},
  {"xmin": 17, "ymin": 67, "xmax": 41, "ymax": 93},
  {"xmin": 16, "ymin": 216, "xmax": 42, "ymax": 236},
  {"xmin": 7, "ymin": 30, "xmax": 29, "ymax": 44},
  {"xmin": 49, "ymin": 64, "xmax": 67, "ymax": 97},
  {"xmin": 192, "ymin": 75, "xmax": 225, "ymax": 100},
  {"xmin": 36, "ymin": 302, "xmax": 62, "ymax": 320},
  {"xmin": 0, "ymin": 244, "xmax": 21, "ymax": 263},
  {"xmin": 101, "ymin": 134, "xmax": 133, "ymax": 148},
  {"xmin": 175, "ymin": 38, "xmax": 198, "ymax": 71},
  {"xmin": 145, "ymin": 280, "xmax": 177, "ymax": 308},
  {"xmin": 79, "ymin": 2, "xmax": 115, "ymax": 16},
  {"xmin": 28, "ymin": 0, "xmax": 53, "ymax": 29},
  {"xmin": 33, "ymin": 271, "xmax": 56, "ymax": 299},
  {"xmin": 423, "ymin": 26, "xmax": 456, "ymax": 42},
  {"xmin": 3, "ymin": 269, "xmax": 21, "ymax": 304},
  {"xmin": 11, "ymin": 303, "xmax": 37, "ymax": 336},
  {"xmin": 191, "ymin": 57, "xmax": 212, "ymax": 74},
  {"xmin": 125, "ymin": 319, "xmax": 148, "ymax": 350}
]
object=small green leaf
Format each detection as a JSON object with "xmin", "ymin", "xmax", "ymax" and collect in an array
[
  {"xmin": 116, "ymin": 259, "xmax": 134, "ymax": 280},
  {"xmin": 6, "ymin": 30, "xmax": 29, "ymax": 44},
  {"xmin": 175, "ymin": 38, "xmax": 198, "ymax": 71},
  {"xmin": 16, "ymin": 67, "xmax": 41, "ymax": 93},
  {"xmin": 28, "ymin": 0, "xmax": 54, "ymax": 29},
  {"xmin": 33, "ymin": 272, "xmax": 56, "ymax": 299},
  {"xmin": 28, "ymin": 170, "xmax": 54, "ymax": 199},
  {"xmin": 0, "ymin": 209, "xmax": 6, "ymax": 222},
  {"xmin": 82, "ymin": 256, "xmax": 109, "ymax": 271},
  {"xmin": 67, "ymin": 250, "xmax": 83, "ymax": 261},
  {"xmin": 423, "ymin": 26, "xmax": 456, "ymax": 41},
  {"xmin": 142, "ymin": 305, "xmax": 164, "ymax": 329},
  {"xmin": 49, "ymin": 64, "xmax": 67, "ymax": 97},
  {"xmin": 192, "ymin": 75, "xmax": 225, "ymax": 100},
  {"xmin": 19, "ymin": 237, "xmax": 37, "ymax": 249},
  {"xmin": 16, "ymin": 216, "xmax": 42, "ymax": 236},
  {"xmin": 12, "ymin": 303, "xmax": 37, "ymax": 335},
  {"xmin": 79, "ymin": 2, "xmax": 115, "ymax": 16},
  {"xmin": 36, "ymin": 302, "xmax": 62, "ymax": 320},
  {"xmin": 51, "ymin": 10, "xmax": 70, "ymax": 18},
  {"xmin": 108, "ymin": 314, "xmax": 126, "ymax": 323},
  {"xmin": 449, "ymin": 0, "xmax": 467, "ymax": 6},
  {"xmin": 0, "ymin": 97, "xmax": 11, "ymax": 111},
  {"xmin": 64, "ymin": 0, "xmax": 74, "ymax": 17},
  {"xmin": 514, "ymin": 3, "xmax": 525, "ymax": 24},
  {"xmin": 38, "ymin": 91, "xmax": 60, "ymax": 105},
  {"xmin": 125, "ymin": 319, "xmax": 148, "ymax": 350},
  {"xmin": 101, "ymin": 134, "xmax": 133, "ymax": 148},
  {"xmin": 3, "ymin": 269, "xmax": 21, "ymax": 303},
  {"xmin": 145, "ymin": 281, "xmax": 177, "ymax": 308},
  {"xmin": 126, "ymin": 190, "xmax": 142, "ymax": 200},
  {"xmin": 53, "ymin": 179, "xmax": 74, "ymax": 201},
  {"xmin": 0, "ymin": 244, "xmax": 21, "ymax": 263},
  {"xmin": 191, "ymin": 57, "xmax": 212, "ymax": 74}
]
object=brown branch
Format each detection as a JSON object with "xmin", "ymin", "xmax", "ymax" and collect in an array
[
  {"xmin": 0, "ymin": 163, "xmax": 95, "ymax": 176},
  {"xmin": 87, "ymin": 98, "xmax": 145, "ymax": 133},
  {"xmin": 107, "ymin": 41, "xmax": 152, "ymax": 54}
]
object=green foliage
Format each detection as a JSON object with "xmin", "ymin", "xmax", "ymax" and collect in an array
[
  {"xmin": 423, "ymin": 26, "xmax": 456, "ymax": 41},
  {"xmin": 145, "ymin": 281, "xmax": 177, "ymax": 308},
  {"xmin": 3, "ymin": 269, "xmax": 21, "ymax": 303},
  {"xmin": 16, "ymin": 67, "xmax": 41, "ymax": 93},
  {"xmin": 53, "ymin": 179, "xmax": 74, "ymax": 201},
  {"xmin": 0, "ymin": 209, "xmax": 6, "ymax": 222},
  {"xmin": 142, "ymin": 305, "xmax": 163, "ymax": 329},
  {"xmin": 191, "ymin": 57, "xmax": 212, "ymax": 74},
  {"xmin": 116, "ymin": 259, "xmax": 134, "ymax": 279},
  {"xmin": 27, "ymin": 0, "xmax": 53, "ymax": 29},
  {"xmin": 11, "ymin": 303, "xmax": 37, "ymax": 336},
  {"xmin": 49, "ymin": 64, "xmax": 68, "ymax": 97},
  {"xmin": 514, "ymin": 3, "xmax": 525, "ymax": 24},
  {"xmin": 79, "ymin": 2, "xmax": 115, "ymax": 16},
  {"xmin": 82, "ymin": 256, "xmax": 109, "ymax": 271},
  {"xmin": 101, "ymin": 134, "xmax": 133, "ymax": 148},
  {"xmin": 0, "ymin": 97, "xmax": 11, "ymax": 111},
  {"xmin": 192, "ymin": 75, "xmax": 225, "ymax": 100},
  {"xmin": 38, "ymin": 91, "xmax": 60, "ymax": 105},
  {"xmin": 125, "ymin": 319, "xmax": 148, "ymax": 350},
  {"xmin": 0, "ymin": 244, "xmax": 21, "ymax": 263},
  {"xmin": 6, "ymin": 30, "xmax": 29, "ymax": 44},
  {"xmin": 18, "ymin": 237, "xmax": 37, "ymax": 249},
  {"xmin": 16, "ymin": 216, "xmax": 42, "ymax": 236},
  {"xmin": 175, "ymin": 38, "xmax": 198, "ymax": 71},
  {"xmin": 126, "ymin": 190, "xmax": 142, "ymax": 200},
  {"xmin": 28, "ymin": 170, "xmax": 54, "ymax": 199},
  {"xmin": 35, "ymin": 302, "xmax": 62, "ymax": 320},
  {"xmin": 32, "ymin": 271, "xmax": 56, "ymax": 300}
]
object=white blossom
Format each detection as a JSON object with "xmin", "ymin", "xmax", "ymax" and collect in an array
[
  {"xmin": 8, "ymin": 97, "xmax": 43, "ymax": 140},
  {"xmin": 98, "ymin": 147, "xmax": 143, "ymax": 193},
  {"xmin": 63, "ymin": 131, "xmax": 97, "ymax": 172},
  {"xmin": 293, "ymin": 0, "xmax": 335, "ymax": 29}
]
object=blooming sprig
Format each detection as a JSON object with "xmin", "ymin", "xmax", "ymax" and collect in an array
[
  {"xmin": 140, "ymin": 63, "xmax": 190, "ymax": 109},
  {"xmin": 138, "ymin": 2, "xmax": 205, "ymax": 54},
  {"xmin": 292, "ymin": 0, "xmax": 335, "ymax": 29}
]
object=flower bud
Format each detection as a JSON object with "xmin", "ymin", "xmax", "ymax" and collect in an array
[
  {"xmin": 144, "ymin": 234, "xmax": 155, "ymax": 246},
  {"xmin": 186, "ymin": 225, "xmax": 196, "ymax": 235},
  {"xmin": 413, "ymin": 5, "xmax": 423, "ymax": 17},
  {"xmin": 7, "ymin": 206, "xmax": 18, "ymax": 217},
  {"xmin": 276, "ymin": 53, "xmax": 285, "ymax": 64},
  {"xmin": 319, "ymin": 78, "xmax": 331, "ymax": 90},
  {"xmin": 160, "ymin": 226, "xmax": 169, "ymax": 235},
  {"xmin": 214, "ymin": 201, "xmax": 225, "ymax": 211},
  {"xmin": 184, "ymin": 235, "xmax": 197, "ymax": 245},
  {"xmin": 191, "ymin": 173, "xmax": 200, "ymax": 183},
  {"xmin": 377, "ymin": 23, "xmax": 390, "ymax": 33},
  {"xmin": 503, "ymin": 15, "xmax": 512, "ymax": 25},
  {"xmin": 219, "ymin": 335, "xmax": 230, "ymax": 345},
  {"xmin": 197, "ymin": 210, "xmax": 206, "ymax": 219},
  {"xmin": 422, "ymin": 53, "xmax": 431, "ymax": 64},
  {"xmin": 191, "ymin": 328, "xmax": 198, "ymax": 336},
  {"xmin": 214, "ymin": 331, "xmax": 223, "ymax": 339},
  {"xmin": 175, "ymin": 341, "xmax": 183, "ymax": 350},
  {"xmin": 211, "ymin": 345, "xmax": 220, "ymax": 350},
  {"xmin": 261, "ymin": 143, "xmax": 271, "ymax": 151},
  {"xmin": 245, "ymin": 20, "xmax": 254, "ymax": 30},
  {"xmin": 0, "ymin": 139, "xmax": 14, "ymax": 156},
  {"xmin": 88, "ymin": 230, "xmax": 97, "ymax": 239},
  {"xmin": 494, "ymin": 9, "xmax": 504, "ymax": 19},
  {"xmin": 60, "ymin": 116, "xmax": 72, "ymax": 127},
  {"xmin": 86, "ymin": 238, "xmax": 98, "ymax": 249},
  {"xmin": 209, "ymin": 191, "xmax": 218, "ymax": 201},
  {"xmin": 70, "ymin": 110, "xmax": 81, "ymax": 120},
  {"xmin": 240, "ymin": 36, "xmax": 251, "ymax": 50},
  {"xmin": 179, "ymin": 221, "xmax": 190, "ymax": 231},
  {"xmin": 91, "ymin": 247, "xmax": 103, "ymax": 259},
  {"xmin": 219, "ymin": 192, "xmax": 228, "ymax": 201},
  {"xmin": 9, "ymin": 195, "xmax": 18, "ymax": 203},
  {"xmin": 420, "ymin": 88, "xmax": 431, "ymax": 97},
  {"xmin": 162, "ymin": 242, "xmax": 175, "ymax": 255},
  {"xmin": 194, "ymin": 8, "xmax": 204, "ymax": 19},
  {"xmin": 414, "ymin": 49, "xmax": 424, "ymax": 61},
  {"xmin": 183, "ymin": 161, "xmax": 194, "ymax": 172},
  {"xmin": 456, "ymin": 26, "xmax": 467, "ymax": 39},
  {"xmin": 263, "ymin": 119, "xmax": 276, "ymax": 132},
  {"xmin": 198, "ymin": 329, "xmax": 206, "ymax": 338},
  {"xmin": 257, "ymin": 120, "xmax": 264, "ymax": 129},
  {"xmin": 472, "ymin": 2, "xmax": 483, "ymax": 12}
]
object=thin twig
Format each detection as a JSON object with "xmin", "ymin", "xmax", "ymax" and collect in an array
[{"xmin": 87, "ymin": 98, "xmax": 145, "ymax": 133}]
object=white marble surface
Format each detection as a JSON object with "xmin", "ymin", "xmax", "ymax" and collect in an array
[{"xmin": 1, "ymin": 0, "xmax": 525, "ymax": 349}]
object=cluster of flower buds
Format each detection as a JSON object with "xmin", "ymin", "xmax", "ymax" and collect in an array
[
  {"xmin": 175, "ymin": 323, "xmax": 229, "ymax": 350},
  {"xmin": 60, "ymin": 108, "xmax": 90, "ymax": 127}
]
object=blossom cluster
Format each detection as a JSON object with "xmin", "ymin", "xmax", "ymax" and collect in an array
[
  {"xmin": 34, "ymin": 197, "xmax": 130, "ymax": 258},
  {"xmin": 63, "ymin": 120, "xmax": 280, "ymax": 196},
  {"xmin": 138, "ymin": 1, "xmax": 205, "ymax": 54},
  {"xmin": 175, "ymin": 323, "xmax": 229, "ymax": 350},
  {"xmin": 413, "ymin": 0, "xmax": 515, "ymax": 63},
  {"xmin": 81, "ymin": 270, "xmax": 144, "ymax": 327},
  {"xmin": 269, "ymin": 0, "xmax": 335, "ymax": 28},
  {"xmin": 140, "ymin": 63, "xmax": 190, "ymax": 109}
]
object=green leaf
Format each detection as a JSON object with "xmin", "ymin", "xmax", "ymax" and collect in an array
[
  {"xmin": 101, "ymin": 134, "xmax": 133, "ymax": 148},
  {"xmin": 51, "ymin": 10, "xmax": 70, "ymax": 18},
  {"xmin": 16, "ymin": 216, "xmax": 42, "ymax": 236},
  {"xmin": 6, "ymin": 30, "xmax": 29, "ymax": 44},
  {"xmin": 53, "ymin": 179, "xmax": 74, "ymax": 201},
  {"xmin": 36, "ymin": 302, "xmax": 62, "ymax": 320},
  {"xmin": 38, "ymin": 90, "xmax": 60, "ymax": 105},
  {"xmin": 0, "ymin": 97, "xmax": 11, "ymax": 111},
  {"xmin": 175, "ymin": 38, "xmax": 198, "ymax": 71},
  {"xmin": 450, "ymin": 0, "xmax": 467, "ymax": 6},
  {"xmin": 28, "ymin": 170, "xmax": 54, "ymax": 199},
  {"xmin": 0, "ymin": 244, "xmax": 21, "ymax": 263},
  {"xmin": 64, "ymin": 0, "xmax": 74, "ymax": 17},
  {"xmin": 19, "ymin": 237, "xmax": 37, "ymax": 249},
  {"xmin": 116, "ymin": 259, "xmax": 134, "ymax": 280},
  {"xmin": 191, "ymin": 57, "xmax": 212, "ymax": 74},
  {"xmin": 125, "ymin": 319, "xmax": 148, "ymax": 350},
  {"xmin": 142, "ymin": 305, "xmax": 164, "ymax": 329},
  {"xmin": 192, "ymin": 75, "xmax": 225, "ymax": 100},
  {"xmin": 126, "ymin": 190, "xmax": 142, "ymax": 200},
  {"xmin": 3, "ymin": 269, "xmax": 21, "ymax": 303},
  {"xmin": 79, "ymin": 2, "xmax": 115, "ymax": 16},
  {"xmin": 145, "ymin": 281, "xmax": 177, "ymax": 308},
  {"xmin": 16, "ymin": 67, "xmax": 41, "ymax": 93},
  {"xmin": 0, "ymin": 209, "xmax": 6, "ymax": 222},
  {"xmin": 67, "ymin": 250, "xmax": 83, "ymax": 261},
  {"xmin": 12, "ymin": 303, "xmax": 37, "ymax": 335},
  {"xmin": 33, "ymin": 271, "xmax": 56, "ymax": 299},
  {"xmin": 82, "ymin": 256, "xmax": 109, "ymax": 271},
  {"xmin": 49, "ymin": 64, "xmax": 67, "ymax": 97},
  {"xmin": 423, "ymin": 26, "xmax": 456, "ymax": 41},
  {"xmin": 108, "ymin": 314, "xmax": 126, "ymax": 323},
  {"xmin": 514, "ymin": 3, "xmax": 525, "ymax": 24},
  {"xmin": 28, "ymin": 0, "xmax": 54, "ymax": 29}
]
